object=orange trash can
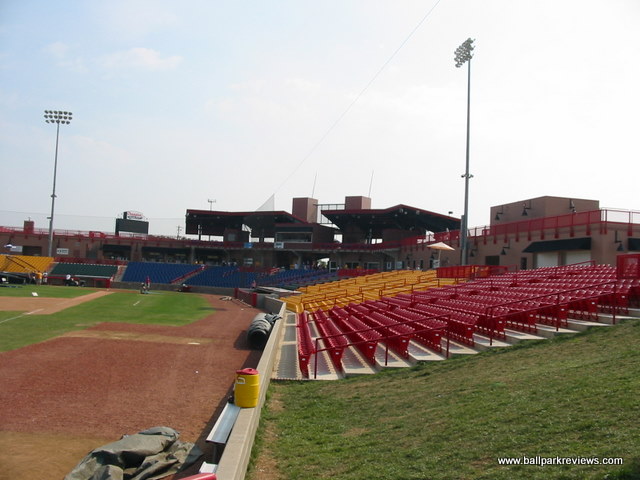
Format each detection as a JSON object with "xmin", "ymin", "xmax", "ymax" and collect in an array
[{"xmin": 234, "ymin": 368, "xmax": 259, "ymax": 408}]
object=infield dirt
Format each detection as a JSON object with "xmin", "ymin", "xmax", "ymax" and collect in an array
[{"xmin": 0, "ymin": 292, "xmax": 262, "ymax": 479}]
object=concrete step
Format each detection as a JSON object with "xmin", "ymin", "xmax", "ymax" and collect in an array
[
  {"xmin": 309, "ymin": 349, "xmax": 344, "ymax": 380},
  {"xmin": 407, "ymin": 341, "xmax": 447, "ymax": 362},
  {"xmin": 567, "ymin": 318, "xmax": 612, "ymax": 332},
  {"xmin": 596, "ymin": 307, "xmax": 640, "ymax": 319},
  {"xmin": 472, "ymin": 334, "xmax": 512, "ymax": 351},
  {"xmin": 597, "ymin": 312, "xmax": 640, "ymax": 325},
  {"xmin": 534, "ymin": 323, "xmax": 578, "ymax": 338},
  {"xmin": 627, "ymin": 307, "xmax": 640, "ymax": 318},
  {"xmin": 503, "ymin": 328, "xmax": 547, "ymax": 344},
  {"xmin": 271, "ymin": 316, "xmax": 301, "ymax": 380},
  {"xmin": 446, "ymin": 339, "xmax": 480, "ymax": 357},
  {"xmin": 342, "ymin": 345, "xmax": 377, "ymax": 376},
  {"xmin": 375, "ymin": 344, "xmax": 414, "ymax": 369}
]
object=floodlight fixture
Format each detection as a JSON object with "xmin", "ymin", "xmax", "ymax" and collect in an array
[{"xmin": 454, "ymin": 38, "xmax": 474, "ymax": 68}]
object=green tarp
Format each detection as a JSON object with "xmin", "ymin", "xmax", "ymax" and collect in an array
[{"xmin": 64, "ymin": 426, "xmax": 202, "ymax": 480}]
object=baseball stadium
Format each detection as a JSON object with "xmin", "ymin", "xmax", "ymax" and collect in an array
[{"xmin": 1, "ymin": 193, "xmax": 640, "ymax": 480}]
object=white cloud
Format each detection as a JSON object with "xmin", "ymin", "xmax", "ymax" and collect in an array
[
  {"xmin": 95, "ymin": 1, "xmax": 181, "ymax": 41},
  {"xmin": 43, "ymin": 41, "xmax": 88, "ymax": 73},
  {"xmin": 44, "ymin": 41, "xmax": 69, "ymax": 59},
  {"xmin": 101, "ymin": 47, "xmax": 182, "ymax": 72}
]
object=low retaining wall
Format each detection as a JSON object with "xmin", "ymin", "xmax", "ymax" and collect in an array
[
  {"xmin": 111, "ymin": 281, "xmax": 235, "ymax": 296},
  {"xmin": 214, "ymin": 299, "xmax": 287, "ymax": 480},
  {"xmin": 235, "ymin": 287, "xmax": 298, "ymax": 309}
]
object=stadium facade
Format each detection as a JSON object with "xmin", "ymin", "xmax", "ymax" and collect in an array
[{"xmin": 2, "ymin": 195, "xmax": 639, "ymax": 271}]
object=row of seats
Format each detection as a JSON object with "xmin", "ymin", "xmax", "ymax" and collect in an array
[
  {"xmin": 1, "ymin": 254, "xmax": 342, "ymax": 289},
  {"xmin": 255, "ymin": 269, "xmax": 336, "ymax": 290},
  {"xmin": 297, "ymin": 301, "xmax": 451, "ymax": 377},
  {"xmin": 122, "ymin": 262, "xmax": 202, "ymax": 284},
  {"xmin": 185, "ymin": 267, "xmax": 256, "ymax": 288},
  {"xmin": 0, "ymin": 254, "xmax": 54, "ymax": 274},
  {"xmin": 286, "ymin": 270, "xmax": 460, "ymax": 313},
  {"xmin": 296, "ymin": 264, "xmax": 640, "ymax": 378},
  {"xmin": 50, "ymin": 263, "xmax": 119, "ymax": 278}
]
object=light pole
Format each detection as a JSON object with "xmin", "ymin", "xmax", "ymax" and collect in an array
[
  {"xmin": 44, "ymin": 110, "xmax": 73, "ymax": 257},
  {"xmin": 455, "ymin": 38, "xmax": 474, "ymax": 265}
]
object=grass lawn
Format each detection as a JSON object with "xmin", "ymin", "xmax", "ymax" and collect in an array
[
  {"xmin": 0, "ymin": 289, "xmax": 213, "ymax": 352},
  {"xmin": 250, "ymin": 320, "xmax": 640, "ymax": 480}
]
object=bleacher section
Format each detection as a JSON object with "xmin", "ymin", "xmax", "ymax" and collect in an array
[
  {"xmin": 286, "ymin": 264, "xmax": 640, "ymax": 379},
  {"xmin": 285, "ymin": 270, "xmax": 460, "ymax": 313},
  {"xmin": 0, "ymin": 254, "xmax": 54, "ymax": 274},
  {"xmin": 255, "ymin": 269, "xmax": 337, "ymax": 290},
  {"xmin": 50, "ymin": 263, "xmax": 119, "ymax": 278},
  {"xmin": 121, "ymin": 262, "xmax": 203, "ymax": 285},
  {"xmin": 185, "ymin": 266, "xmax": 256, "ymax": 288}
]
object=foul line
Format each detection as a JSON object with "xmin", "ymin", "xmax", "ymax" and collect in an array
[{"xmin": 0, "ymin": 308, "xmax": 43, "ymax": 325}]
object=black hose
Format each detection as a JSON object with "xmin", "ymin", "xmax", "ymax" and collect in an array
[{"xmin": 247, "ymin": 313, "xmax": 280, "ymax": 349}]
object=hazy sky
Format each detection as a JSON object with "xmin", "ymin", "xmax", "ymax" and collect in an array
[{"xmin": 1, "ymin": 0, "xmax": 638, "ymax": 236}]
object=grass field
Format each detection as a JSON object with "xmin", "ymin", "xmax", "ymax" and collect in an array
[
  {"xmin": 0, "ymin": 287, "xmax": 213, "ymax": 352},
  {"xmin": 249, "ymin": 320, "xmax": 640, "ymax": 480}
]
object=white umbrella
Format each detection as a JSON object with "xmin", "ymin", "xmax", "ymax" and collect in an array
[
  {"xmin": 426, "ymin": 242, "xmax": 455, "ymax": 267},
  {"xmin": 426, "ymin": 242, "xmax": 455, "ymax": 251}
]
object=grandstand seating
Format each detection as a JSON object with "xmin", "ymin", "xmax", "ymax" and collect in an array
[
  {"xmin": 0, "ymin": 255, "xmax": 53, "ymax": 274},
  {"xmin": 50, "ymin": 263, "xmax": 119, "ymax": 278},
  {"xmin": 256, "ymin": 269, "xmax": 337, "ymax": 290},
  {"xmin": 330, "ymin": 313, "xmax": 381, "ymax": 365},
  {"xmin": 122, "ymin": 262, "xmax": 202, "ymax": 284},
  {"xmin": 296, "ymin": 312, "xmax": 316, "ymax": 378},
  {"xmin": 185, "ymin": 266, "xmax": 256, "ymax": 288},
  {"xmin": 311, "ymin": 310, "xmax": 349, "ymax": 373},
  {"xmin": 285, "ymin": 269, "xmax": 459, "ymax": 313},
  {"xmin": 292, "ymin": 264, "xmax": 640, "ymax": 379}
]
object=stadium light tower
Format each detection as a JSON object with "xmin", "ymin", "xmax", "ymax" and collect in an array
[
  {"xmin": 455, "ymin": 38, "xmax": 474, "ymax": 266},
  {"xmin": 44, "ymin": 110, "xmax": 73, "ymax": 257}
]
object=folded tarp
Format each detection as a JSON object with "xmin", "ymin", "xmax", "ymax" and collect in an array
[{"xmin": 64, "ymin": 426, "xmax": 202, "ymax": 480}]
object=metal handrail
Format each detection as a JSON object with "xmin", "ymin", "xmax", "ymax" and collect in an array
[{"xmin": 310, "ymin": 313, "xmax": 452, "ymax": 379}]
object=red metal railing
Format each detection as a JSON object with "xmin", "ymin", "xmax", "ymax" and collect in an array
[
  {"xmin": 3, "ymin": 208, "xmax": 639, "ymax": 253},
  {"xmin": 482, "ymin": 280, "xmax": 621, "ymax": 340},
  {"xmin": 311, "ymin": 315, "xmax": 452, "ymax": 379},
  {"xmin": 436, "ymin": 265, "xmax": 511, "ymax": 280}
]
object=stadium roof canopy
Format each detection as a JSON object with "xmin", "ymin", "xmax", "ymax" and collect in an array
[
  {"xmin": 185, "ymin": 209, "xmax": 310, "ymax": 237},
  {"xmin": 321, "ymin": 205, "xmax": 460, "ymax": 237}
]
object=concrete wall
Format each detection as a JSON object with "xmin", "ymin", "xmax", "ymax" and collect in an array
[
  {"xmin": 215, "ymin": 299, "xmax": 287, "ymax": 480},
  {"xmin": 111, "ymin": 281, "xmax": 236, "ymax": 296}
]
